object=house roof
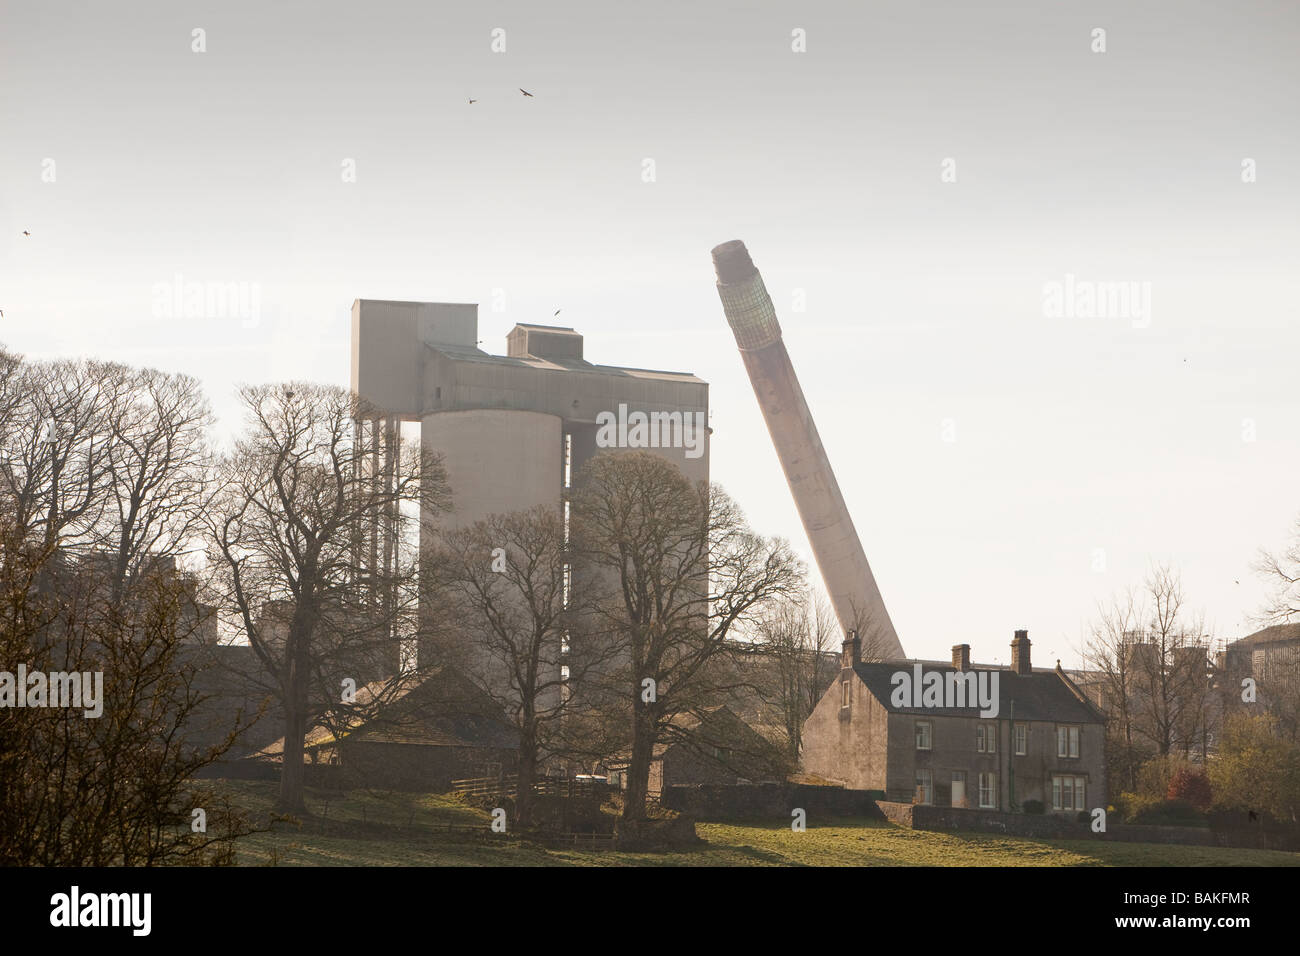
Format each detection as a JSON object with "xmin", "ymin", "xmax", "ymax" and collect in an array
[
  {"xmin": 252, "ymin": 668, "xmax": 518, "ymax": 760},
  {"xmin": 1229, "ymin": 623, "xmax": 1300, "ymax": 648},
  {"xmin": 851, "ymin": 661, "xmax": 1103, "ymax": 723},
  {"xmin": 606, "ymin": 705, "xmax": 771, "ymax": 764}
]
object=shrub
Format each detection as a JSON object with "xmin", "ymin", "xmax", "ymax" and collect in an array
[
  {"xmin": 1136, "ymin": 754, "xmax": 1195, "ymax": 799},
  {"xmin": 1167, "ymin": 767, "xmax": 1212, "ymax": 811},
  {"xmin": 1128, "ymin": 797, "xmax": 1207, "ymax": 827},
  {"xmin": 1209, "ymin": 714, "xmax": 1300, "ymax": 821},
  {"xmin": 1022, "ymin": 799, "xmax": 1045, "ymax": 815},
  {"xmin": 1114, "ymin": 791, "xmax": 1160, "ymax": 822}
]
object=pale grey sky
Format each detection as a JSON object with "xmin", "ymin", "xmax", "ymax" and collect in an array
[{"xmin": 2, "ymin": 0, "xmax": 1298, "ymax": 665}]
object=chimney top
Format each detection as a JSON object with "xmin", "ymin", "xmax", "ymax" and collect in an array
[
  {"xmin": 841, "ymin": 629, "xmax": 861, "ymax": 669},
  {"xmin": 952, "ymin": 644, "xmax": 971, "ymax": 671},
  {"xmin": 711, "ymin": 240, "xmax": 757, "ymax": 284},
  {"xmin": 1011, "ymin": 630, "xmax": 1032, "ymax": 675}
]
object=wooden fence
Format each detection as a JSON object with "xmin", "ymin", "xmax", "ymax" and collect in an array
[{"xmin": 451, "ymin": 775, "xmax": 611, "ymax": 800}]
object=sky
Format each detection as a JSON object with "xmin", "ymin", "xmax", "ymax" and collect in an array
[{"xmin": 2, "ymin": 0, "xmax": 1298, "ymax": 668}]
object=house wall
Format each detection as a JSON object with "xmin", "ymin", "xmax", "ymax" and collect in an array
[
  {"xmin": 889, "ymin": 713, "xmax": 1107, "ymax": 813},
  {"xmin": 799, "ymin": 669, "xmax": 889, "ymax": 790},
  {"xmin": 339, "ymin": 740, "xmax": 518, "ymax": 792},
  {"xmin": 657, "ymin": 708, "xmax": 787, "ymax": 789}
]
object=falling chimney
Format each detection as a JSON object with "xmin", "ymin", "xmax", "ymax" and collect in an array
[
  {"xmin": 842, "ymin": 629, "xmax": 861, "ymax": 669},
  {"xmin": 1011, "ymin": 629, "xmax": 1032, "ymax": 675},
  {"xmin": 952, "ymin": 644, "xmax": 971, "ymax": 671},
  {"xmin": 712, "ymin": 240, "xmax": 903, "ymax": 660}
]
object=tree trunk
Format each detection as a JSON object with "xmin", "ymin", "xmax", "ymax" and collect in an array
[
  {"xmin": 278, "ymin": 620, "xmax": 311, "ymax": 813},
  {"xmin": 622, "ymin": 705, "xmax": 655, "ymax": 822},
  {"xmin": 515, "ymin": 722, "xmax": 538, "ymax": 828},
  {"xmin": 280, "ymin": 701, "xmax": 307, "ymax": 813}
]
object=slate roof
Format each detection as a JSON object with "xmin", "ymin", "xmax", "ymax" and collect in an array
[
  {"xmin": 1229, "ymin": 623, "xmax": 1300, "ymax": 648},
  {"xmin": 852, "ymin": 661, "xmax": 1102, "ymax": 723},
  {"xmin": 252, "ymin": 668, "xmax": 518, "ymax": 760},
  {"xmin": 607, "ymin": 705, "xmax": 771, "ymax": 763}
]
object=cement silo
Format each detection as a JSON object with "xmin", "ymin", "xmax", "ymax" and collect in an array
[{"xmin": 421, "ymin": 408, "xmax": 564, "ymax": 528}]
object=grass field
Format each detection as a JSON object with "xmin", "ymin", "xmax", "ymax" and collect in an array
[{"xmin": 213, "ymin": 780, "xmax": 1300, "ymax": 867}]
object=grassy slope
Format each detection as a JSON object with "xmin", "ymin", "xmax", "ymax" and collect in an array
[{"xmin": 213, "ymin": 780, "xmax": 1300, "ymax": 868}]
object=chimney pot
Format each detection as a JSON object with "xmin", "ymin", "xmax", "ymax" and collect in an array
[{"xmin": 952, "ymin": 644, "xmax": 971, "ymax": 671}]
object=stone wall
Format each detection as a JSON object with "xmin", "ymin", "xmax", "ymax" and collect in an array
[
  {"xmin": 614, "ymin": 816, "xmax": 701, "ymax": 851},
  {"xmin": 661, "ymin": 783, "xmax": 884, "ymax": 821},
  {"xmin": 877, "ymin": 800, "xmax": 1300, "ymax": 850}
]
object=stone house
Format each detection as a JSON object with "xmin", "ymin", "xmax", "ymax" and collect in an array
[
  {"xmin": 605, "ymin": 705, "xmax": 789, "ymax": 794},
  {"xmin": 253, "ymin": 666, "xmax": 519, "ymax": 791},
  {"xmin": 801, "ymin": 630, "xmax": 1107, "ymax": 815}
]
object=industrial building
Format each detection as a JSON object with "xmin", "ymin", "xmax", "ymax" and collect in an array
[{"xmin": 350, "ymin": 299, "xmax": 710, "ymax": 675}]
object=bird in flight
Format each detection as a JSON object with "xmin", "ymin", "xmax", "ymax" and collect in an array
[
  {"xmin": 0, "ymin": 309, "xmax": 5, "ymax": 317},
  {"xmin": 469, "ymin": 98, "xmax": 477, "ymax": 104},
  {"xmin": 520, "ymin": 88, "xmax": 533, "ymax": 97},
  {"xmin": 22, "ymin": 230, "xmax": 31, "ymax": 237},
  {"xmin": 554, "ymin": 309, "xmax": 561, "ymax": 316}
]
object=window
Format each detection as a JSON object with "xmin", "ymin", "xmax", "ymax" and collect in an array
[
  {"xmin": 951, "ymin": 771, "xmax": 967, "ymax": 808},
  {"xmin": 978, "ymin": 771, "xmax": 997, "ymax": 809},
  {"xmin": 841, "ymin": 679, "xmax": 850, "ymax": 709},
  {"xmin": 1057, "ymin": 725, "xmax": 1080, "ymax": 758},
  {"xmin": 1052, "ymin": 775, "xmax": 1087, "ymax": 811},
  {"xmin": 976, "ymin": 722, "xmax": 997, "ymax": 753},
  {"xmin": 915, "ymin": 720, "xmax": 932, "ymax": 751},
  {"xmin": 915, "ymin": 769, "xmax": 933, "ymax": 805},
  {"xmin": 1014, "ymin": 723, "xmax": 1027, "ymax": 755}
]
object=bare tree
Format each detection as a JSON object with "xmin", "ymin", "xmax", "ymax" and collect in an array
[
  {"xmin": 1083, "ymin": 587, "xmax": 1146, "ymax": 791},
  {"xmin": 1256, "ymin": 512, "xmax": 1300, "ymax": 626},
  {"xmin": 570, "ymin": 451, "xmax": 803, "ymax": 822},
  {"xmin": 757, "ymin": 587, "xmax": 836, "ymax": 760},
  {"xmin": 1137, "ymin": 566, "xmax": 1213, "ymax": 759},
  {"xmin": 1247, "ymin": 514, "xmax": 1300, "ymax": 741},
  {"xmin": 0, "ymin": 350, "xmax": 256, "ymax": 864},
  {"xmin": 1084, "ymin": 565, "xmax": 1214, "ymax": 791},
  {"xmin": 0, "ymin": 359, "xmax": 120, "ymax": 551},
  {"xmin": 95, "ymin": 366, "xmax": 213, "ymax": 600},
  {"xmin": 432, "ymin": 505, "xmax": 616, "ymax": 826},
  {"xmin": 845, "ymin": 597, "xmax": 897, "ymax": 664},
  {"xmin": 207, "ymin": 383, "xmax": 450, "ymax": 812}
]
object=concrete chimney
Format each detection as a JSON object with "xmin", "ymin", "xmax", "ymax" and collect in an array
[
  {"xmin": 1011, "ymin": 630, "xmax": 1032, "ymax": 675},
  {"xmin": 711, "ymin": 240, "xmax": 904, "ymax": 660},
  {"xmin": 952, "ymin": 644, "xmax": 971, "ymax": 671}
]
